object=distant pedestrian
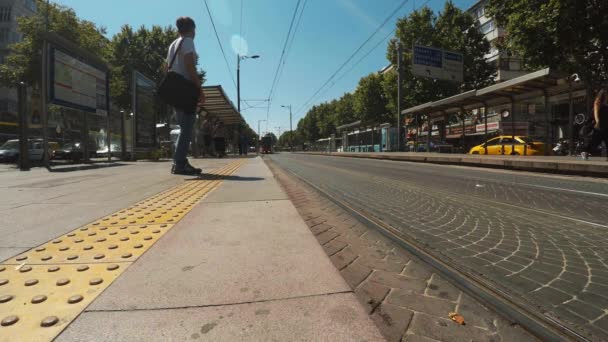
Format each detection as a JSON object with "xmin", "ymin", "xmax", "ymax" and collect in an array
[
  {"xmin": 582, "ymin": 89, "xmax": 608, "ymax": 160},
  {"xmin": 166, "ymin": 16, "xmax": 204, "ymax": 175}
]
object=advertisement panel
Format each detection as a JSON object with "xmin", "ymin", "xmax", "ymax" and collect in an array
[
  {"xmin": 50, "ymin": 48, "xmax": 109, "ymax": 115},
  {"xmin": 132, "ymin": 71, "xmax": 157, "ymax": 150}
]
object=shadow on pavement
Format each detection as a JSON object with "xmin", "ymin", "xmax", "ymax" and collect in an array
[
  {"xmin": 184, "ymin": 174, "xmax": 264, "ymax": 182},
  {"xmin": 47, "ymin": 163, "xmax": 129, "ymax": 173}
]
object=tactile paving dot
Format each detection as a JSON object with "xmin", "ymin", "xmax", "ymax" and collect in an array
[
  {"xmin": 5, "ymin": 224, "xmax": 174, "ymax": 264},
  {"xmin": 0, "ymin": 263, "xmax": 127, "ymax": 340}
]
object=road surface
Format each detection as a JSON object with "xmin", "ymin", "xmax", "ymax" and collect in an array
[{"xmin": 270, "ymin": 153, "xmax": 608, "ymax": 340}]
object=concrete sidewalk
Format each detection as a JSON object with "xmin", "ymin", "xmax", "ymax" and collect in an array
[
  {"xmin": 53, "ymin": 157, "xmax": 383, "ymax": 341},
  {"xmin": 304, "ymin": 152, "xmax": 608, "ymax": 177}
]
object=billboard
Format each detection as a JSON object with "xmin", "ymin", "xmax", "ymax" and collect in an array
[
  {"xmin": 50, "ymin": 47, "xmax": 109, "ymax": 115},
  {"xmin": 132, "ymin": 71, "xmax": 157, "ymax": 150},
  {"xmin": 412, "ymin": 45, "xmax": 463, "ymax": 83}
]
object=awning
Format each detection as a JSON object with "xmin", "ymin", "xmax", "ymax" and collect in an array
[
  {"xmin": 199, "ymin": 85, "xmax": 243, "ymax": 125},
  {"xmin": 402, "ymin": 68, "xmax": 584, "ymax": 119}
]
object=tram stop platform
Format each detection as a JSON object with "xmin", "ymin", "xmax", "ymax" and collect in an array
[{"xmin": 0, "ymin": 157, "xmax": 383, "ymax": 341}]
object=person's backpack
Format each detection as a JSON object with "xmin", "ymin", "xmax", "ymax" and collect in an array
[{"xmin": 157, "ymin": 39, "xmax": 200, "ymax": 113}]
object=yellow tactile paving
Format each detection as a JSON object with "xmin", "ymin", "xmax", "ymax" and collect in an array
[{"xmin": 0, "ymin": 159, "xmax": 246, "ymax": 342}]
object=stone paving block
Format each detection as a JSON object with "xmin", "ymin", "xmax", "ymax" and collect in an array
[
  {"xmin": 341, "ymin": 261, "xmax": 373, "ymax": 289},
  {"xmin": 402, "ymin": 261, "xmax": 433, "ymax": 280},
  {"xmin": 529, "ymin": 287, "xmax": 573, "ymax": 306},
  {"xmin": 371, "ymin": 303, "xmax": 414, "ymax": 342},
  {"xmin": 316, "ymin": 230, "xmax": 339, "ymax": 245},
  {"xmin": 387, "ymin": 290, "xmax": 455, "ymax": 318},
  {"xmin": 359, "ymin": 256, "xmax": 405, "ymax": 273},
  {"xmin": 310, "ymin": 223, "xmax": 332, "ymax": 235},
  {"xmin": 370, "ymin": 270, "xmax": 427, "ymax": 294},
  {"xmin": 355, "ymin": 280, "xmax": 391, "ymax": 314},
  {"xmin": 402, "ymin": 334, "xmax": 444, "ymax": 342},
  {"xmin": 426, "ymin": 276, "xmax": 461, "ymax": 302},
  {"xmin": 562, "ymin": 300, "xmax": 604, "ymax": 321},
  {"xmin": 323, "ymin": 239, "xmax": 348, "ymax": 256},
  {"xmin": 407, "ymin": 312, "xmax": 496, "ymax": 342},
  {"xmin": 457, "ymin": 294, "xmax": 496, "ymax": 331},
  {"xmin": 330, "ymin": 246, "xmax": 358, "ymax": 270}
]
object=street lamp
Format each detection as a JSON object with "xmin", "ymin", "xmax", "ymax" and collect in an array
[
  {"xmin": 237, "ymin": 54, "xmax": 260, "ymax": 114},
  {"xmin": 257, "ymin": 119, "xmax": 266, "ymax": 155},
  {"xmin": 281, "ymin": 105, "xmax": 293, "ymax": 152}
]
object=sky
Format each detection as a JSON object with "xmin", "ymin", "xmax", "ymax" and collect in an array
[{"xmin": 55, "ymin": 0, "xmax": 476, "ymax": 136}]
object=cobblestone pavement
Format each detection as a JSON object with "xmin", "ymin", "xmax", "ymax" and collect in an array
[
  {"xmin": 267, "ymin": 158, "xmax": 537, "ymax": 342},
  {"xmin": 269, "ymin": 154, "xmax": 608, "ymax": 341}
]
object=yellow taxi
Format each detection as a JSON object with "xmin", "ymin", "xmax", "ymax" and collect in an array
[{"xmin": 469, "ymin": 136, "xmax": 548, "ymax": 156}]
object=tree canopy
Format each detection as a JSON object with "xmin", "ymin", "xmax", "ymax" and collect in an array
[{"xmin": 486, "ymin": 0, "xmax": 608, "ymax": 90}]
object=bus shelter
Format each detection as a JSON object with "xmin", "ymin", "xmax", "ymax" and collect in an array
[{"xmin": 402, "ymin": 68, "xmax": 589, "ymax": 155}]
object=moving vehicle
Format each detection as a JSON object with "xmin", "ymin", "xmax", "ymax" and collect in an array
[
  {"xmin": 54, "ymin": 141, "xmax": 97, "ymax": 160},
  {"xmin": 0, "ymin": 139, "xmax": 59, "ymax": 162},
  {"xmin": 469, "ymin": 136, "xmax": 548, "ymax": 156},
  {"xmin": 261, "ymin": 136, "xmax": 273, "ymax": 154}
]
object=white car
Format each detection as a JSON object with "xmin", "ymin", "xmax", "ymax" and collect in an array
[{"xmin": 0, "ymin": 139, "xmax": 57, "ymax": 163}]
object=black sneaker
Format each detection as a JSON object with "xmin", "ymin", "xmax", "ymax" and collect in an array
[
  {"xmin": 172, "ymin": 163, "xmax": 200, "ymax": 175},
  {"xmin": 186, "ymin": 161, "xmax": 202, "ymax": 174}
]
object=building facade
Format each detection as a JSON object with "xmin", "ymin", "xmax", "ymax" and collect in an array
[
  {"xmin": 0, "ymin": 0, "xmax": 36, "ymax": 142},
  {"xmin": 467, "ymin": 0, "xmax": 527, "ymax": 81}
]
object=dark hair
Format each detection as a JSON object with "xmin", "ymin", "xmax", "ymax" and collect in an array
[{"xmin": 176, "ymin": 17, "xmax": 196, "ymax": 34}]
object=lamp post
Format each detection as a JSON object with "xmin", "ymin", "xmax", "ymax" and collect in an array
[
  {"xmin": 257, "ymin": 119, "xmax": 266, "ymax": 154},
  {"xmin": 237, "ymin": 54, "xmax": 260, "ymax": 113},
  {"xmin": 281, "ymin": 105, "xmax": 293, "ymax": 152}
]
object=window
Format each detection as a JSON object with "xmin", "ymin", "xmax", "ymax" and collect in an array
[
  {"xmin": 0, "ymin": 7, "xmax": 10, "ymax": 22},
  {"xmin": 25, "ymin": 0, "xmax": 36, "ymax": 12},
  {"xmin": 486, "ymin": 138, "xmax": 500, "ymax": 146},
  {"xmin": 0, "ymin": 28, "xmax": 9, "ymax": 43},
  {"xmin": 475, "ymin": 7, "xmax": 485, "ymax": 18},
  {"xmin": 480, "ymin": 20, "xmax": 495, "ymax": 35}
]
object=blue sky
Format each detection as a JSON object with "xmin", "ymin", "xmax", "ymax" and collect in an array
[{"xmin": 56, "ymin": 0, "xmax": 476, "ymax": 136}]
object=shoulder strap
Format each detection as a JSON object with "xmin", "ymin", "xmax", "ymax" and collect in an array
[{"xmin": 168, "ymin": 38, "xmax": 185, "ymax": 70}]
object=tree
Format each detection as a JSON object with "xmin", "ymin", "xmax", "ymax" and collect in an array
[
  {"xmin": 334, "ymin": 93, "xmax": 356, "ymax": 126},
  {"xmin": 486, "ymin": 0, "xmax": 608, "ymax": 90},
  {"xmin": 384, "ymin": 2, "xmax": 495, "ymax": 112},
  {"xmin": 353, "ymin": 73, "xmax": 390, "ymax": 125},
  {"xmin": 0, "ymin": 0, "xmax": 109, "ymax": 88}
]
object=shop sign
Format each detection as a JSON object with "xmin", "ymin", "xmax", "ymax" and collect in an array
[{"xmin": 476, "ymin": 122, "xmax": 499, "ymax": 132}]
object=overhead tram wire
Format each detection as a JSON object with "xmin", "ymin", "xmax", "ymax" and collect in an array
[
  {"xmin": 295, "ymin": 0, "xmax": 411, "ymax": 116},
  {"xmin": 265, "ymin": 0, "xmax": 304, "ymax": 122},
  {"xmin": 330, "ymin": 0, "xmax": 431, "ymax": 89},
  {"xmin": 272, "ymin": 0, "xmax": 309, "ymax": 100},
  {"xmin": 202, "ymin": 0, "xmax": 237, "ymax": 90}
]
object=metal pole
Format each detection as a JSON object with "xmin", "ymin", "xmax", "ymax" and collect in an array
[
  {"xmin": 18, "ymin": 82, "xmax": 30, "ymax": 171},
  {"xmin": 237, "ymin": 55, "xmax": 241, "ymax": 113},
  {"xmin": 461, "ymin": 111, "xmax": 465, "ymax": 153},
  {"xmin": 107, "ymin": 113, "xmax": 111, "ymax": 162},
  {"xmin": 120, "ymin": 111, "xmax": 126, "ymax": 160},
  {"xmin": 397, "ymin": 42, "xmax": 403, "ymax": 152},
  {"xmin": 511, "ymin": 99, "xmax": 516, "ymax": 155},
  {"xmin": 289, "ymin": 105, "xmax": 293, "ymax": 152},
  {"xmin": 544, "ymin": 90, "xmax": 550, "ymax": 156},
  {"xmin": 568, "ymin": 81, "xmax": 574, "ymax": 156},
  {"xmin": 41, "ymin": 41, "xmax": 50, "ymax": 167},
  {"xmin": 427, "ymin": 116, "xmax": 431, "ymax": 152},
  {"xmin": 484, "ymin": 105, "xmax": 488, "ymax": 155}
]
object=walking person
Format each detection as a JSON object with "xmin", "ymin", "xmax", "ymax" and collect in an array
[
  {"xmin": 166, "ymin": 17, "xmax": 204, "ymax": 175},
  {"xmin": 582, "ymin": 89, "xmax": 608, "ymax": 161}
]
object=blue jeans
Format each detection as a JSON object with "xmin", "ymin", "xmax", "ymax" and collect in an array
[{"xmin": 174, "ymin": 110, "xmax": 196, "ymax": 166}]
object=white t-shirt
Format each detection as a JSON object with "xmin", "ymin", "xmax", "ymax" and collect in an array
[{"xmin": 166, "ymin": 37, "xmax": 198, "ymax": 83}]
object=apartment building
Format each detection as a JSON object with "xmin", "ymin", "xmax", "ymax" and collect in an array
[{"xmin": 467, "ymin": 0, "xmax": 527, "ymax": 81}]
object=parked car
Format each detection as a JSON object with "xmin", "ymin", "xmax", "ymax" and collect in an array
[
  {"xmin": 54, "ymin": 141, "xmax": 97, "ymax": 160},
  {"xmin": 0, "ymin": 139, "xmax": 59, "ymax": 163},
  {"xmin": 469, "ymin": 136, "xmax": 548, "ymax": 156}
]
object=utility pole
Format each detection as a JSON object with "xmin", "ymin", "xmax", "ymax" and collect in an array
[
  {"xmin": 257, "ymin": 119, "xmax": 266, "ymax": 155},
  {"xmin": 281, "ymin": 105, "xmax": 293, "ymax": 152},
  {"xmin": 397, "ymin": 42, "xmax": 403, "ymax": 152},
  {"xmin": 237, "ymin": 54, "xmax": 241, "ymax": 113}
]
